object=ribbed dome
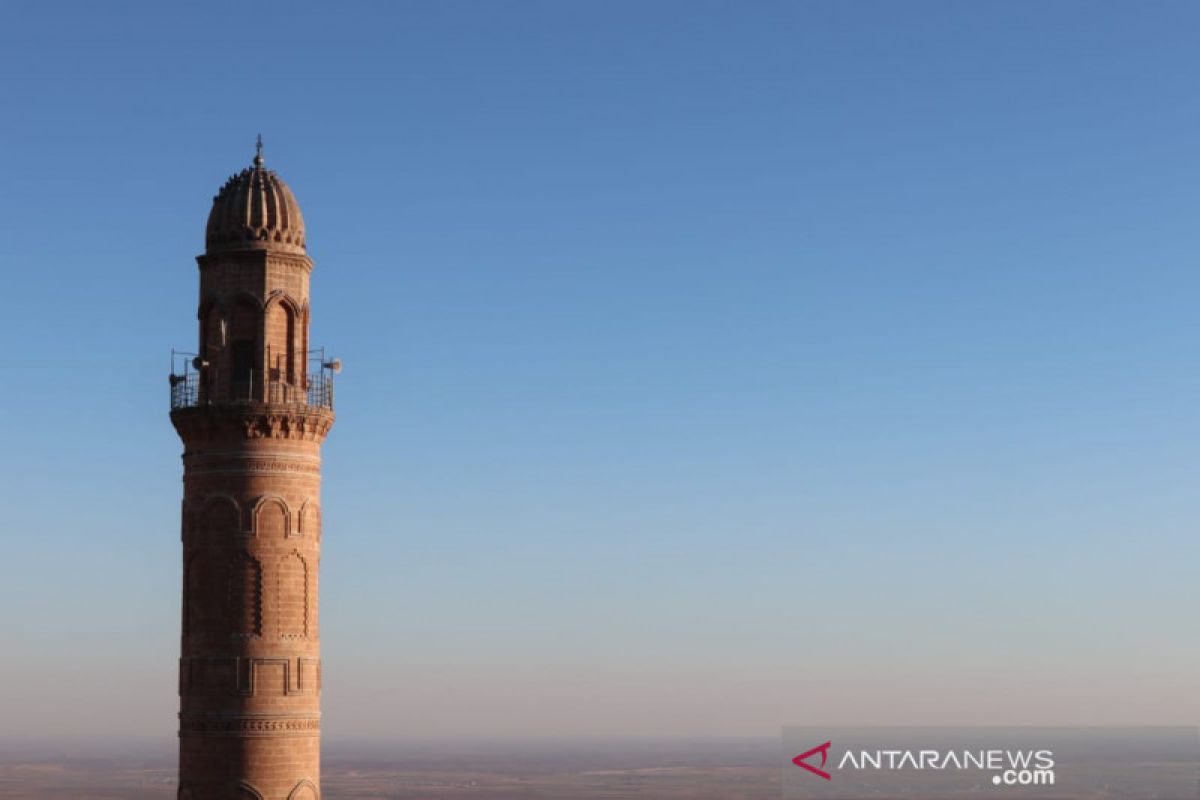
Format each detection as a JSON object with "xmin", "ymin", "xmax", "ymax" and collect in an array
[{"xmin": 205, "ymin": 147, "xmax": 306, "ymax": 255}]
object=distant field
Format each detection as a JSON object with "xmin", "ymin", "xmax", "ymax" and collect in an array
[
  {"xmin": 0, "ymin": 739, "xmax": 781, "ymax": 799},
  {"xmin": 1, "ymin": 747, "xmax": 1190, "ymax": 799}
]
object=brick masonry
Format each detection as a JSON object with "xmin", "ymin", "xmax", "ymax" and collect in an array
[{"xmin": 171, "ymin": 154, "xmax": 332, "ymax": 800}]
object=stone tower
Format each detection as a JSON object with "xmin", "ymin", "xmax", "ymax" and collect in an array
[{"xmin": 170, "ymin": 141, "xmax": 335, "ymax": 800}]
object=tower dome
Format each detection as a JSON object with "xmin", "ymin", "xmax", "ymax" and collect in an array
[{"xmin": 205, "ymin": 139, "xmax": 306, "ymax": 255}]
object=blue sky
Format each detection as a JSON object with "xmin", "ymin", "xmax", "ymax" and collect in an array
[{"xmin": 0, "ymin": 1, "xmax": 1198, "ymax": 742}]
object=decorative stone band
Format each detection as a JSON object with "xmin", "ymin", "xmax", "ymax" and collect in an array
[
  {"xmin": 196, "ymin": 250, "xmax": 314, "ymax": 273},
  {"xmin": 184, "ymin": 453, "xmax": 323, "ymax": 477},
  {"xmin": 180, "ymin": 713, "xmax": 321, "ymax": 738},
  {"xmin": 171, "ymin": 405, "xmax": 335, "ymax": 445},
  {"xmin": 180, "ymin": 656, "xmax": 320, "ymax": 697}
]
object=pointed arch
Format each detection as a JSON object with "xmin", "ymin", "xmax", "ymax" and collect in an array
[
  {"xmin": 198, "ymin": 298, "xmax": 226, "ymax": 355},
  {"xmin": 198, "ymin": 300, "xmax": 226, "ymax": 402},
  {"xmin": 287, "ymin": 779, "xmax": 319, "ymax": 800},
  {"xmin": 234, "ymin": 783, "xmax": 265, "ymax": 800},
  {"xmin": 197, "ymin": 495, "xmax": 241, "ymax": 539},
  {"xmin": 184, "ymin": 550, "xmax": 232, "ymax": 638},
  {"xmin": 300, "ymin": 302, "xmax": 310, "ymax": 387},
  {"xmin": 264, "ymin": 290, "xmax": 303, "ymax": 313},
  {"xmin": 229, "ymin": 289, "xmax": 265, "ymax": 309},
  {"xmin": 228, "ymin": 294, "xmax": 261, "ymax": 398},
  {"xmin": 298, "ymin": 499, "xmax": 321, "ymax": 539},
  {"xmin": 277, "ymin": 550, "xmax": 309, "ymax": 639},
  {"xmin": 252, "ymin": 495, "xmax": 290, "ymax": 538},
  {"xmin": 229, "ymin": 551, "xmax": 262, "ymax": 637},
  {"xmin": 265, "ymin": 292, "xmax": 303, "ymax": 394}
]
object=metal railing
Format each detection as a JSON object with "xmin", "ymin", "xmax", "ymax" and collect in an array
[
  {"xmin": 170, "ymin": 372, "xmax": 334, "ymax": 411},
  {"xmin": 170, "ymin": 373, "xmax": 199, "ymax": 409},
  {"xmin": 304, "ymin": 373, "xmax": 334, "ymax": 408}
]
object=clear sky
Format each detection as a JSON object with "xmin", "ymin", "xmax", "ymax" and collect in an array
[{"xmin": 0, "ymin": 1, "xmax": 1198, "ymax": 744}]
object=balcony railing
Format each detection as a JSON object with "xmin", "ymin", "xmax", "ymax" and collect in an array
[
  {"xmin": 170, "ymin": 372, "xmax": 334, "ymax": 411},
  {"xmin": 170, "ymin": 374, "xmax": 199, "ymax": 409}
]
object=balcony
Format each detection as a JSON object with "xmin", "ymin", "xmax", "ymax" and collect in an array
[{"xmin": 170, "ymin": 372, "xmax": 334, "ymax": 411}]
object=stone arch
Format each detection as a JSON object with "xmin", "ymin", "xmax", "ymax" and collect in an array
[
  {"xmin": 287, "ymin": 779, "xmax": 319, "ymax": 800},
  {"xmin": 300, "ymin": 302, "xmax": 310, "ymax": 383},
  {"xmin": 298, "ymin": 500, "xmax": 321, "ymax": 539},
  {"xmin": 265, "ymin": 291, "xmax": 302, "ymax": 309},
  {"xmin": 229, "ymin": 289, "xmax": 264, "ymax": 310},
  {"xmin": 252, "ymin": 495, "xmax": 290, "ymax": 538},
  {"xmin": 198, "ymin": 495, "xmax": 241, "ymax": 540},
  {"xmin": 228, "ymin": 294, "xmax": 260, "ymax": 397},
  {"xmin": 229, "ymin": 551, "xmax": 262, "ymax": 637},
  {"xmin": 184, "ymin": 550, "xmax": 232, "ymax": 638},
  {"xmin": 195, "ymin": 298, "xmax": 226, "ymax": 402},
  {"xmin": 277, "ymin": 550, "xmax": 309, "ymax": 639},
  {"xmin": 265, "ymin": 292, "xmax": 302, "ymax": 396},
  {"xmin": 234, "ymin": 783, "xmax": 265, "ymax": 800},
  {"xmin": 196, "ymin": 294, "xmax": 223, "ymax": 320},
  {"xmin": 198, "ymin": 298, "xmax": 225, "ymax": 355}
]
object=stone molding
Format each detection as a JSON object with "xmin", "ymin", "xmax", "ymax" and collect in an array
[
  {"xmin": 179, "ymin": 715, "xmax": 321, "ymax": 737},
  {"xmin": 172, "ymin": 405, "xmax": 334, "ymax": 445}
]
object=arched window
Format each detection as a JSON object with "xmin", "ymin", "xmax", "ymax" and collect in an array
[
  {"xmin": 229, "ymin": 552, "xmax": 262, "ymax": 637},
  {"xmin": 278, "ymin": 551, "xmax": 308, "ymax": 639},
  {"xmin": 285, "ymin": 304, "xmax": 296, "ymax": 385},
  {"xmin": 198, "ymin": 496, "xmax": 240, "ymax": 540},
  {"xmin": 298, "ymin": 500, "xmax": 321, "ymax": 539},
  {"xmin": 228, "ymin": 297, "xmax": 259, "ymax": 400},
  {"xmin": 288, "ymin": 780, "xmax": 319, "ymax": 800},
  {"xmin": 199, "ymin": 303, "xmax": 224, "ymax": 402},
  {"xmin": 266, "ymin": 297, "xmax": 298, "ymax": 399},
  {"xmin": 184, "ymin": 552, "xmax": 231, "ymax": 638},
  {"xmin": 254, "ymin": 497, "xmax": 289, "ymax": 538}
]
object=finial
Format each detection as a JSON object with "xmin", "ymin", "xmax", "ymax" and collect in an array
[{"xmin": 254, "ymin": 134, "xmax": 264, "ymax": 167}]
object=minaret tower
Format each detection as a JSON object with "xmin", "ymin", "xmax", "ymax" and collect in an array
[{"xmin": 170, "ymin": 140, "xmax": 335, "ymax": 800}]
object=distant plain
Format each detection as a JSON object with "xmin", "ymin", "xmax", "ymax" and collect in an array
[{"xmin": 0, "ymin": 739, "xmax": 780, "ymax": 799}]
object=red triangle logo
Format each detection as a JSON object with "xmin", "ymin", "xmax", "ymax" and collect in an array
[{"xmin": 792, "ymin": 740, "xmax": 832, "ymax": 781}]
